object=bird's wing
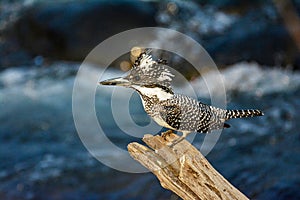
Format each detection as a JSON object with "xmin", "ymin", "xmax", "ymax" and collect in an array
[
  {"xmin": 159, "ymin": 104, "xmax": 182, "ymax": 130},
  {"xmin": 160, "ymin": 95, "xmax": 228, "ymax": 133}
]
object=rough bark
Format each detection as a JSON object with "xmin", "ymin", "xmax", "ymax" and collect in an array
[{"xmin": 127, "ymin": 131, "xmax": 249, "ymax": 200}]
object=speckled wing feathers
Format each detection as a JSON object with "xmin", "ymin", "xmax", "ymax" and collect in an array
[
  {"xmin": 159, "ymin": 94, "xmax": 227, "ymax": 133},
  {"xmin": 160, "ymin": 105, "xmax": 182, "ymax": 130}
]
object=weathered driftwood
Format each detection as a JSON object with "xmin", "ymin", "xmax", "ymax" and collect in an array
[{"xmin": 127, "ymin": 131, "xmax": 249, "ymax": 200}]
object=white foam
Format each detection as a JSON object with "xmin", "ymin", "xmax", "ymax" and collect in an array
[{"xmin": 188, "ymin": 62, "xmax": 300, "ymax": 98}]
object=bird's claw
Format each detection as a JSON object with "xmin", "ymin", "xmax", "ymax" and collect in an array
[{"xmin": 161, "ymin": 130, "xmax": 174, "ymax": 139}]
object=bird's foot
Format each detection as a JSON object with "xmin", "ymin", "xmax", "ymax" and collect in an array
[
  {"xmin": 168, "ymin": 131, "xmax": 190, "ymax": 147},
  {"xmin": 168, "ymin": 136, "xmax": 185, "ymax": 148},
  {"xmin": 161, "ymin": 130, "xmax": 174, "ymax": 140}
]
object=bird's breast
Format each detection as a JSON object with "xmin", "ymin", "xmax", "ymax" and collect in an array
[
  {"xmin": 152, "ymin": 115, "xmax": 175, "ymax": 130},
  {"xmin": 139, "ymin": 95, "xmax": 174, "ymax": 129}
]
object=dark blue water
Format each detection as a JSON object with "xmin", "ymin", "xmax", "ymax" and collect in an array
[{"xmin": 0, "ymin": 63, "xmax": 299, "ymax": 199}]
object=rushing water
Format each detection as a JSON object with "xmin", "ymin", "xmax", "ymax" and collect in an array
[{"xmin": 0, "ymin": 62, "xmax": 300, "ymax": 199}]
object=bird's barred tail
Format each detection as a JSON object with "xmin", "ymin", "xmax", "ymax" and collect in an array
[{"xmin": 225, "ymin": 109, "xmax": 263, "ymax": 120}]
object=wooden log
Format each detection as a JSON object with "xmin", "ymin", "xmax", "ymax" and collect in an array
[{"xmin": 127, "ymin": 131, "xmax": 249, "ymax": 200}]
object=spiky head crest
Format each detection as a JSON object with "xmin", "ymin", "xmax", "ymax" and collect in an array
[{"xmin": 126, "ymin": 50, "xmax": 175, "ymax": 91}]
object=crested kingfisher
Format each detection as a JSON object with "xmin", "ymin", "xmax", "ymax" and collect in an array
[{"xmin": 100, "ymin": 50, "xmax": 263, "ymax": 146}]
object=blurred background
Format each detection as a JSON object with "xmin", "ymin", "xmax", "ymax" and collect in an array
[{"xmin": 0, "ymin": 0, "xmax": 300, "ymax": 199}]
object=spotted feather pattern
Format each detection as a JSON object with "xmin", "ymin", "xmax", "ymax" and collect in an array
[
  {"xmin": 158, "ymin": 95, "xmax": 227, "ymax": 133},
  {"xmin": 225, "ymin": 109, "xmax": 263, "ymax": 119},
  {"xmin": 130, "ymin": 51, "xmax": 263, "ymax": 134},
  {"xmin": 142, "ymin": 94, "xmax": 263, "ymax": 133},
  {"xmin": 129, "ymin": 50, "xmax": 174, "ymax": 89}
]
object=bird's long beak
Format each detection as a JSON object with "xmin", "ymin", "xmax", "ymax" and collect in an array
[{"xmin": 99, "ymin": 77, "xmax": 130, "ymax": 86}]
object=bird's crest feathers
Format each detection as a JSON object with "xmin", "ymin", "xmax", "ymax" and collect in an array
[{"xmin": 130, "ymin": 50, "xmax": 174, "ymax": 88}]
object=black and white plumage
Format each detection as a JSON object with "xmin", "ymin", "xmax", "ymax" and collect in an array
[{"xmin": 100, "ymin": 50, "xmax": 263, "ymax": 146}]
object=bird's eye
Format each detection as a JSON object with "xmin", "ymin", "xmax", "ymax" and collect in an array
[{"xmin": 133, "ymin": 76, "xmax": 140, "ymax": 81}]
